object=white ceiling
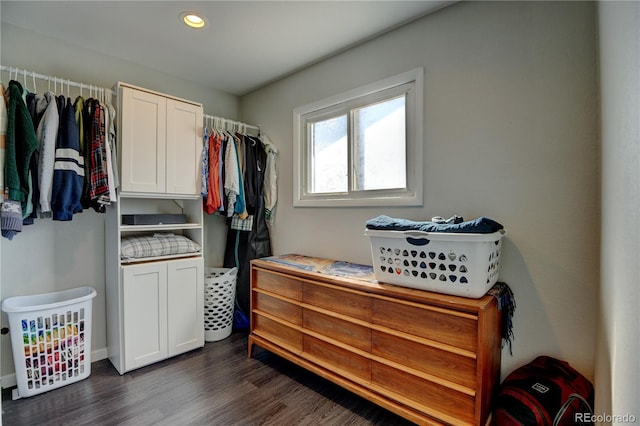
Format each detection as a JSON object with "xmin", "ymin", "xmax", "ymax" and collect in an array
[{"xmin": 1, "ymin": 1, "xmax": 452, "ymax": 95}]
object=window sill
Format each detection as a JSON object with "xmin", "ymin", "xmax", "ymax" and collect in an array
[{"xmin": 293, "ymin": 193, "xmax": 422, "ymax": 208}]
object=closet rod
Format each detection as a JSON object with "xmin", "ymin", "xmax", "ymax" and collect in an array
[
  {"xmin": 0, "ymin": 64, "xmax": 113, "ymax": 96},
  {"xmin": 203, "ymin": 113, "xmax": 260, "ymax": 132}
]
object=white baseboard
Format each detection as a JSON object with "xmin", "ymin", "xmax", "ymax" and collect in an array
[{"xmin": 2, "ymin": 347, "xmax": 108, "ymax": 390}]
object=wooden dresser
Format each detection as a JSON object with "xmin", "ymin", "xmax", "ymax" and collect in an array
[{"xmin": 248, "ymin": 255, "xmax": 502, "ymax": 425}]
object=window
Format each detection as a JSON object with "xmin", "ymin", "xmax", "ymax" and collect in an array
[{"xmin": 294, "ymin": 68, "xmax": 423, "ymax": 207}]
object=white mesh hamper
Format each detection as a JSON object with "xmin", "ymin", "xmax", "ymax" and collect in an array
[
  {"xmin": 204, "ymin": 268, "xmax": 237, "ymax": 342},
  {"xmin": 1, "ymin": 286, "xmax": 97, "ymax": 399}
]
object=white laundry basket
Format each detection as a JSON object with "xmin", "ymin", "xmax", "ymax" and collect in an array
[
  {"xmin": 1, "ymin": 286, "xmax": 97, "ymax": 399},
  {"xmin": 365, "ymin": 229, "xmax": 506, "ymax": 298},
  {"xmin": 204, "ymin": 268, "xmax": 237, "ymax": 342}
]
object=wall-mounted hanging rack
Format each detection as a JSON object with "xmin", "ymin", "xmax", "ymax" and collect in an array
[
  {"xmin": 1, "ymin": 65, "xmax": 114, "ymax": 100},
  {"xmin": 203, "ymin": 113, "xmax": 260, "ymax": 136}
]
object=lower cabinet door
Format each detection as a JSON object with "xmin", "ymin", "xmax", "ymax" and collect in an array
[
  {"xmin": 122, "ymin": 262, "xmax": 169, "ymax": 371},
  {"xmin": 167, "ymin": 258, "xmax": 204, "ymax": 356}
]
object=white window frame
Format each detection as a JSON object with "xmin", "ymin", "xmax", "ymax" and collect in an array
[{"xmin": 293, "ymin": 68, "xmax": 423, "ymax": 207}]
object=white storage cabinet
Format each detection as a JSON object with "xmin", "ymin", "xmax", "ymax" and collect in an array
[{"xmin": 106, "ymin": 83, "xmax": 205, "ymax": 374}]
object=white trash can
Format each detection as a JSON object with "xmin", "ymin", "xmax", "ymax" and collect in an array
[
  {"xmin": 1, "ymin": 286, "xmax": 97, "ymax": 399},
  {"xmin": 204, "ymin": 268, "xmax": 237, "ymax": 342}
]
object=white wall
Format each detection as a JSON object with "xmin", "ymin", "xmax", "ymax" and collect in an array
[
  {"xmin": 242, "ymin": 1, "xmax": 599, "ymax": 381},
  {"xmin": 596, "ymin": 1, "xmax": 640, "ymax": 421},
  {"xmin": 0, "ymin": 23, "xmax": 238, "ymax": 380}
]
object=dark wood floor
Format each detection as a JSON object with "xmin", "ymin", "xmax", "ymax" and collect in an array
[{"xmin": 2, "ymin": 331, "xmax": 415, "ymax": 425}]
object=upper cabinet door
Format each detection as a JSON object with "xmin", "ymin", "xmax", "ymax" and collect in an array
[
  {"xmin": 119, "ymin": 84, "xmax": 202, "ymax": 196},
  {"xmin": 120, "ymin": 87, "xmax": 167, "ymax": 193},
  {"xmin": 166, "ymin": 99, "xmax": 202, "ymax": 195}
]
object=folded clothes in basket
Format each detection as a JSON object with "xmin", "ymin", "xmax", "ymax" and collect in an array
[{"xmin": 365, "ymin": 215, "xmax": 504, "ymax": 233}]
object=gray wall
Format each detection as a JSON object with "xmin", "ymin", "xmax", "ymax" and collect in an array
[
  {"xmin": 241, "ymin": 1, "xmax": 599, "ymax": 382},
  {"xmin": 0, "ymin": 22, "xmax": 238, "ymax": 380},
  {"xmin": 5, "ymin": 1, "xmax": 633, "ymax": 417},
  {"xmin": 596, "ymin": 1, "xmax": 640, "ymax": 420}
]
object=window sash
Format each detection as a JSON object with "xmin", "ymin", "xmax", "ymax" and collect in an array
[{"xmin": 294, "ymin": 68, "xmax": 423, "ymax": 207}]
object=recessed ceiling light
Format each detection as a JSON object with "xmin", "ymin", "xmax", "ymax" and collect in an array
[{"xmin": 180, "ymin": 11, "xmax": 206, "ymax": 29}]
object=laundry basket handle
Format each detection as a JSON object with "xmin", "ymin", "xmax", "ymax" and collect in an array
[{"xmin": 403, "ymin": 231, "xmax": 431, "ymax": 247}]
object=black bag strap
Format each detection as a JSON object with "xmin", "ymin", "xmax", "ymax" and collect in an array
[{"xmin": 552, "ymin": 393, "xmax": 593, "ymax": 426}]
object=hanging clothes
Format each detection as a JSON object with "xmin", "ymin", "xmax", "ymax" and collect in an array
[
  {"xmin": 231, "ymin": 133, "xmax": 247, "ymax": 217},
  {"xmin": 242, "ymin": 135, "xmax": 263, "ymax": 215},
  {"xmin": 23, "ymin": 93, "xmax": 42, "ymax": 224},
  {"xmin": 0, "ymin": 84, "xmax": 6, "ymax": 204},
  {"xmin": 201, "ymin": 127, "xmax": 209, "ymax": 199},
  {"xmin": 102, "ymin": 98, "xmax": 117, "ymax": 204},
  {"xmin": 223, "ymin": 132, "xmax": 238, "ymax": 216},
  {"xmin": 218, "ymin": 133, "xmax": 225, "ymax": 213},
  {"xmin": 200, "ymin": 115, "xmax": 276, "ymax": 318},
  {"xmin": 205, "ymin": 130, "xmax": 223, "ymax": 214},
  {"xmin": 2, "ymin": 80, "xmax": 38, "ymax": 239},
  {"xmin": 36, "ymin": 91, "xmax": 60, "ymax": 218},
  {"xmin": 234, "ymin": 134, "xmax": 248, "ymax": 219},
  {"xmin": 0, "ymin": 68, "xmax": 116, "ymax": 237},
  {"xmin": 51, "ymin": 97, "xmax": 84, "ymax": 220},
  {"xmin": 87, "ymin": 98, "xmax": 110, "ymax": 212},
  {"xmin": 105, "ymin": 97, "xmax": 119, "ymax": 196},
  {"xmin": 223, "ymin": 133, "xmax": 271, "ymax": 317},
  {"xmin": 262, "ymin": 134, "xmax": 278, "ymax": 222},
  {"xmin": 4, "ymin": 81, "xmax": 38, "ymax": 215}
]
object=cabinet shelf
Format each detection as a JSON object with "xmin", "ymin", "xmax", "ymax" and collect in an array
[
  {"xmin": 120, "ymin": 223, "xmax": 203, "ymax": 232},
  {"xmin": 121, "ymin": 252, "xmax": 203, "ymax": 265},
  {"xmin": 119, "ymin": 192, "xmax": 201, "ymax": 200}
]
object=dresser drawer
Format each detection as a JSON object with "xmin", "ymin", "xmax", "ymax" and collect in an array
[
  {"xmin": 253, "ymin": 314, "xmax": 302, "ymax": 352},
  {"xmin": 303, "ymin": 283, "xmax": 370, "ymax": 321},
  {"xmin": 372, "ymin": 298, "xmax": 477, "ymax": 352},
  {"xmin": 303, "ymin": 335, "xmax": 371, "ymax": 383},
  {"xmin": 304, "ymin": 309, "xmax": 371, "ymax": 352},
  {"xmin": 253, "ymin": 269, "xmax": 302, "ymax": 300},
  {"xmin": 371, "ymin": 361, "xmax": 475, "ymax": 425},
  {"xmin": 254, "ymin": 292, "xmax": 302, "ymax": 325},
  {"xmin": 372, "ymin": 330, "xmax": 476, "ymax": 388}
]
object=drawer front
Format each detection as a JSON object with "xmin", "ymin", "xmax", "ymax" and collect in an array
[
  {"xmin": 253, "ymin": 314, "xmax": 302, "ymax": 352},
  {"xmin": 253, "ymin": 270, "xmax": 302, "ymax": 300},
  {"xmin": 372, "ymin": 361, "xmax": 475, "ymax": 425},
  {"xmin": 254, "ymin": 292, "xmax": 302, "ymax": 326},
  {"xmin": 303, "ymin": 283, "xmax": 370, "ymax": 321},
  {"xmin": 372, "ymin": 331, "xmax": 476, "ymax": 389},
  {"xmin": 304, "ymin": 309, "xmax": 371, "ymax": 352},
  {"xmin": 303, "ymin": 335, "xmax": 370, "ymax": 383},
  {"xmin": 372, "ymin": 299, "xmax": 477, "ymax": 352}
]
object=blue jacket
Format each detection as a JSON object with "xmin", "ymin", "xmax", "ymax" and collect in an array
[{"xmin": 51, "ymin": 97, "xmax": 84, "ymax": 220}]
